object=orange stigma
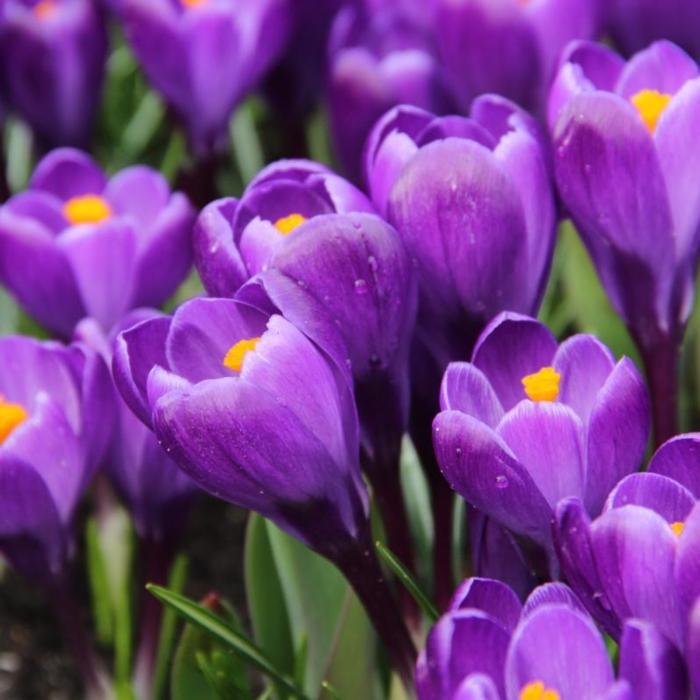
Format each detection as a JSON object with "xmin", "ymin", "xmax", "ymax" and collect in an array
[
  {"xmin": 522, "ymin": 366, "xmax": 561, "ymax": 402},
  {"xmin": 0, "ymin": 396, "xmax": 28, "ymax": 444},
  {"xmin": 274, "ymin": 213, "xmax": 307, "ymax": 235},
  {"xmin": 181, "ymin": 0, "xmax": 207, "ymax": 7},
  {"xmin": 520, "ymin": 681, "xmax": 561, "ymax": 700},
  {"xmin": 33, "ymin": 0, "xmax": 57, "ymax": 18},
  {"xmin": 63, "ymin": 194, "xmax": 112, "ymax": 225},
  {"xmin": 630, "ymin": 89, "xmax": 672, "ymax": 133},
  {"xmin": 223, "ymin": 338, "xmax": 260, "ymax": 373},
  {"xmin": 670, "ymin": 521, "xmax": 685, "ymax": 537}
]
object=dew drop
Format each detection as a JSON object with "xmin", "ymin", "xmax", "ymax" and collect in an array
[
  {"xmin": 495, "ymin": 475, "xmax": 508, "ymax": 489},
  {"xmin": 354, "ymin": 278, "xmax": 368, "ymax": 294}
]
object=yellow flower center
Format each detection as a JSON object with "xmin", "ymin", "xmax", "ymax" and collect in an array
[
  {"xmin": 0, "ymin": 397, "xmax": 28, "ymax": 444},
  {"xmin": 670, "ymin": 521, "xmax": 685, "ymax": 537},
  {"xmin": 33, "ymin": 0, "xmax": 56, "ymax": 19},
  {"xmin": 274, "ymin": 213, "xmax": 307, "ymax": 235},
  {"xmin": 63, "ymin": 195, "xmax": 112, "ymax": 225},
  {"xmin": 630, "ymin": 89, "xmax": 673, "ymax": 133},
  {"xmin": 181, "ymin": 0, "xmax": 208, "ymax": 6},
  {"xmin": 520, "ymin": 681, "xmax": 561, "ymax": 700},
  {"xmin": 223, "ymin": 337, "xmax": 260, "ymax": 373},
  {"xmin": 522, "ymin": 366, "xmax": 561, "ymax": 402}
]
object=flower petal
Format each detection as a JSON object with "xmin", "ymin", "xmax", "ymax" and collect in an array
[
  {"xmin": 521, "ymin": 582, "xmax": 587, "ymax": 619},
  {"xmin": 104, "ymin": 166, "xmax": 170, "ymax": 228},
  {"xmin": 439, "ymin": 363, "xmax": 504, "ymax": 427},
  {"xmin": 674, "ymin": 501, "xmax": 700, "ymax": 621},
  {"xmin": 648, "ymin": 433, "xmax": 700, "ymax": 498},
  {"xmin": 449, "ymin": 577, "xmax": 523, "ymax": 633},
  {"xmin": 452, "ymin": 674, "xmax": 501, "ymax": 700},
  {"xmin": 29, "ymin": 148, "xmax": 107, "ymax": 200}
]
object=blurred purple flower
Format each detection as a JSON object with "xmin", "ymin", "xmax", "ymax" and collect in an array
[
  {"xmin": 0, "ymin": 335, "xmax": 112, "ymax": 582},
  {"xmin": 0, "ymin": 148, "xmax": 195, "ymax": 337},
  {"xmin": 555, "ymin": 432, "xmax": 700, "ymax": 651},
  {"xmin": 432, "ymin": 0, "xmax": 600, "ymax": 114},
  {"xmin": 327, "ymin": 2, "xmax": 454, "ymax": 182},
  {"xmin": 433, "ymin": 313, "xmax": 650, "ymax": 550},
  {"xmin": 550, "ymin": 40, "xmax": 700, "ymax": 443},
  {"xmin": 0, "ymin": 0, "xmax": 107, "ymax": 149},
  {"xmin": 193, "ymin": 159, "xmax": 374, "ymax": 298},
  {"xmin": 116, "ymin": 0, "xmax": 291, "ymax": 155},
  {"xmin": 416, "ymin": 577, "xmax": 679, "ymax": 700}
]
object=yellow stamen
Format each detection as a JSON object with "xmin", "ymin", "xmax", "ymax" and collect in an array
[
  {"xmin": 33, "ymin": 0, "xmax": 56, "ymax": 19},
  {"xmin": 630, "ymin": 89, "xmax": 673, "ymax": 133},
  {"xmin": 0, "ymin": 397, "xmax": 28, "ymax": 444},
  {"xmin": 274, "ymin": 213, "xmax": 307, "ymax": 235},
  {"xmin": 63, "ymin": 195, "xmax": 112, "ymax": 225},
  {"xmin": 181, "ymin": 0, "xmax": 207, "ymax": 7},
  {"xmin": 670, "ymin": 521, "xmax": 685, "ymax": 537},
  {"xmin": 522, "ymin": 366, "xmax": 561, "ymax": 402},
  {"xmin": 520, "ymin": 680, "xmax": 561, "ymax": 700},
  {"xmin": 223, "ymin": 337, "xmax": 260, "ymax": 373}
]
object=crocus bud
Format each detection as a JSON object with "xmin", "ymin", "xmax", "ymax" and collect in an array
[
  {"xmin": 0, "ymin": 148, "xmax": 195, "ymax": 338},
  {"xmin": 0, "ymin": 335, "xmax": 112, "ymax": 582},
  {"xmin": 116, "ymin": 0, "xmax": 291, "ymax": 156},
  {"xmin": 0, "ymin": 0, "xmax": 107, "ymax": 149},
  {"xmin": 327, "ymin": 3, "xmax": 454, "ymax": 182},
  {"xmin": 432, "ymin": 0, "xmax": 600, "ymax": 114},
  {"xmin": 193, "ymin": 159, "xmax": 374, "ymax": 298},
  {"xmin": 433, "ymin": 313, "xmax": 650, "ymax": 549}
]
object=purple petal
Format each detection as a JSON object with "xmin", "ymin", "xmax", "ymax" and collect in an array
[
  {"xmin": 584, "ymin": 357, "xmax": 651, "ymax": 516},
  {"xmin": 29, "ymin": 148, "xmax": 107, "ymax": 200},
  {"xmin": 58, "ymin": 220, "xmax": 138, "ymax": 331},
  {"xmin": 433, "ymin": 411, "xmax": 552, "ymax": 543},
  {"xmin": 591, "ymin": 505, "xmax": 683, "ymax": 647},
  {"xmin": 614, "ymin": 40, "xmax": 699, "ymax": 100},
  {"xmin": 648, "ymin": 433, "xmax": 700, "ymax": 497},
  {"xmin": 604, "ymin": 472, "xmax": 696, "ymax": 523},
  {"xmin": 521, "ymin": 582, "xmax": 587, "ymax": 619},
  {"xmin": 552, "ymin": 334, "xmax": 614, "ymax": 423},
  {"xmin": 688, "ymin": 598, "xmax": 700, "ymax": 697},
  {"xmin": 104, "ymin": 166, "xmax": 170, "ymax": 228},
  {"xmin": 619, "ymin": 619, "xmax": 688, "ymax": 700},
  {"xmin": 416, "ymin": 610, "xmax": 510, "ymax": 700},
  {"xmin": 4, "ymin": 191, "xmax": 66, "ymax": 235},
  {"xmin": 497, "ymin": 401, "xmax": 585, "ymax": 510},
  {"xmin": 471, "ymin": 313, "xmax": 558, "ymax": 412},
  {"xmin": 165, "ymin": 297, "xmax": 268, "ymax": 383},
  {"xmin": 674, "ymin": 501, "xmax": 700, "ymax": 621},
  {"xmin": 439, "ymin": 363, "xmax": 504, "ymax": 428},
  {"xmin": 452, "ymin": 674, "xmax": 500, "ymax": 700},
  {"xmin": 449, "ymin": 577, "xmax": 523, "ymax": 632},
  {"xmin": 505, "ymin": 604, "xmax": 614, "ymax": 700},
  {"xmin": 193, "ymin": 198, "xmax": 249, "ymax": 297}
]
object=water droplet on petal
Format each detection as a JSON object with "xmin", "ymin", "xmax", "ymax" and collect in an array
[
  {"xmin": 354, "ymin": 278, "xmax": 368, "ymax": 294},
  {"xmin": 495, "ymin": 475, "xmax": 508, "ymax": 489}
]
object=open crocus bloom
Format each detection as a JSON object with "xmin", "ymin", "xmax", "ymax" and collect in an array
[
  {"xmin": 113, "ymin": 296, "xmax": 369, "ymax": 557},
  {"xmin": 416, "ymin": 577, "xmax": 682, "ymax": 700},
  {"xmin": 0, "ymin": 149, "xmax": 194, "ymax": 338},
  {"xmin": 555, "ymin": 432, "xmax": 700, "ymax": 651},
  {"xmin": 433, "ymin": 313, "xmax": 650, "ymax": 547},
  {"xmin": 193, "ymin": 159, "xmax": 375, "ymax": 298},
  {"xmin": 0, "ymin": 335, "xmax": 111, "ymax": 582}
]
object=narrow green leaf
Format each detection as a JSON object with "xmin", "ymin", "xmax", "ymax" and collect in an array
[
  {"xmin": 4, "ymin": 117, "xmax": 33, "ymax": 193},
  {"xmin": 147, "ymin": 584, "xmax": 310, "ymax": 700},
  {"xmin": 86, "ymin": 518, "xmax": 114, "ymax": 644},
  {"xmin": 230, "ymin": 99, "xmax": 265, "ymax": 185},
  {"xmin": 375, "ymin": 541, "xmax": 438, "ymax": 622},
  {"xmin": 321, "ymin": 681, "xmax": 342, "ymax": 700},
  {"xmin": 152, "ymin": 555, "xmax": 189, "ymax": 700}
]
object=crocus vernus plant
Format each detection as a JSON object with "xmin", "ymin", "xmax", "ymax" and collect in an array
[
  {"xmin": 0, "ymin": 148, "xmax": 195, "ymax": 338},
  {"xmin": 113, "ymin": 296, "xmax": 417, "ymax": 684},
  {"xmin": 0, "ymin": 335, "xmax": 112, "ymax": 696},
  {"xmin": 327, "ymin": 2, "xmax": 453, "ymax": 183},
  {"xmin": 0, "ymin": 0, "xmax": 107, "ymax": 150},
  {"xmin": 550, "ymin": 39, "xmax": 700, "ymax": 444},
  {"xmin": 432, "ymin": 0, "xmax": 600, "ymax": 114},
  {"xmin": 416, "ymin": 577, "xmax": 682, "ymax": 700},
  {"xmin": 116, "ymin": 0, "xmax": 291, "ymax": 157},
  {"xmin": 193, "ymin": 158, "xmax": 374, "ymax": 297},
  {"xmin": 433, "ymin": 313, "xmax": 650, "ymax": 575}
]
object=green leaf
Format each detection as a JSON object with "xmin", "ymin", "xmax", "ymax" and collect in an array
[
  {"xmin": 230, "ymin": 99, "xmax": 265, "ymax": 185},
  {"xmin": 86, "ymin": 517, "xmax": 115, "ymax": 645},
  {"xmin": 0, "ymin": 289, "xmax": 20, "ymax": 335},
  {"xmin": 244, "ymin": 514, "xmax": 295, "ymax": 680},
  {"xmin": 375, "ymin": 541, "xmax": 438, "ymax": 622},
  {"xmin": 147, "ymin": 584, "xmax": 310, "ymax": 700}
]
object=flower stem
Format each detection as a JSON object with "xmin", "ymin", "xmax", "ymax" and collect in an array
[{"xmin": 332, "ymin": 532, "xmax": 417, "ymax": 692}]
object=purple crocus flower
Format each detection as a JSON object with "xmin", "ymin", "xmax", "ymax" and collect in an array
[
  {"xmin": 433, "ymin": 313, "xmax": 650, "ymax": 553},
  {"xmin": 0, "ymin": 335, "xmax": 111, "ymax": 582},
  {"xmin": 193, "ymin": 159, "xmax": 374, "ymax": 298},
  {"xmin": 549, "ymin": 39, "xmax": 700, "ymax": 444},
  {"xmin": 113, "ymin": 295, "xmax": 416, "ymax": 682},
  {"xmin": 0, "ymin": 148, "xmax": 195, "ymax": 338},
  {"xmin": 116, "ymin": 0, "xmax": 291, "ymax": 156},
  {"xmin": 327, "ymin": 2, "xmax": 454, "ymax": 183},
  {"xmin": 555, "ymin": 432, "xmax": 700, "ymax": 650},
  {"xmin": 604, "ymin": 0, "xmax": 700, "ymax": 58},
  {"xmin": 416, "ymin": 577, "xmax": 677, "ymax": 700},
  {"xmin": 432, "ymin": 0, "xmax": 600, "ymax": 114},
  {"xmin": 0, "ymin": 0, "xmax": 107, "ymax": 149}
]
